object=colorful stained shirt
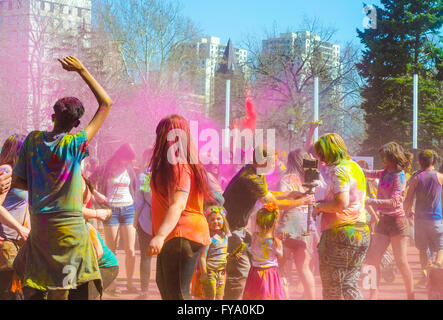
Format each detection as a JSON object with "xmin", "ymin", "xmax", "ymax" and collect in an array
[
  {"xmin": 223, "ymin": 165, "xmax": 269, "ymax": 230},
  {"xmin": 414, "ymin": 170, "xmax": 442, "ymax": 220},
  {"xmin": 206, "ymin": 234, "xmax": 228, "ymax": 271},
  {"xmin": 13, "ymin": 130, "xmax": 89, "ymax": 214},
  {"xmin": 364, "ymin": 169, "xmax": 406, "ymax": 217},
  {"xmin": 250, "ymin": 233, "xmax": 282, "ymax": 268},
  {"xmin": 321, "ymin": 159, "xmax": 367, "ymax": 232},
  {"xmin": 151, "ymin": 164, "xmax": 210, "ymax": 246}
]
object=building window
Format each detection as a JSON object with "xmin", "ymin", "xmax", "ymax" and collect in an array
[
  {"xmin": 40, "ymin": 1, "xmax": 45, "ymax": 11},
  {"xmin": 8, "ymin": 0, "xmax": 13, "ymax": 10},
  {"xmin": 49, "ymin": 2, "xmax": 54, "ymax": 13},
  {"xmin": 77, "ymin": 7, "xmax": 82, "ymax": 17}
]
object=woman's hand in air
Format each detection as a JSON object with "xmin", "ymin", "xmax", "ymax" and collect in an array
[
  {"xmin": 58, "ymin": 56, "xmax": 86, "ymax": 73},
  {"xmin": 147, "ymin": 235, "xmax": 166, "ymax": 256}
]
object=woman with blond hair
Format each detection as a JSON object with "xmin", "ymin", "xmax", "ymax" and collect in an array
[{"xmin": 313, "ymin": 133, "xmax": 370, "ymax": 300}]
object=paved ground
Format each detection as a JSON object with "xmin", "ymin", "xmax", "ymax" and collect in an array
[{"xmin": 101, "ymin": 239, "xmax": 431, "ymax": 300}]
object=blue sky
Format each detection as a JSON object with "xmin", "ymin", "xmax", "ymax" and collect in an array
[{"xmin": 181, "ymin": 0, "xmax": 383, "ymax": 48}]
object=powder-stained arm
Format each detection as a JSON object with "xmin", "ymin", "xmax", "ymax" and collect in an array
[
  {"xmin": 367, "ymin": 173, "xmax": 404, "ymax": 210},
  {"xmin": 404, "ymin": 175, "xmax": 417, "ymax": 216},
  {"xmin": 58, "ymin": 56, "xmax": 113, "ymax": 142},
  {"xmin": 362, "ymin": 169, "xmax": 383, "ymax": 180}
]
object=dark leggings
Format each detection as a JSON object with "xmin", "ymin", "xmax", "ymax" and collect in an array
[{"xmin": 156, "ymin": 237, "xmax": 203, "ymax": 300}]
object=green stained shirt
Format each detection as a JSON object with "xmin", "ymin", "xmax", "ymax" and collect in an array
[{"xmin": 13, "ymin": 130, "xmax": 89, "ymax": 214}]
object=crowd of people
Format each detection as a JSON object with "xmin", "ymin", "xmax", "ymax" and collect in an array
[{"xmin": 0, "ymin": 56, "xmax": 441, "ymax": 300}]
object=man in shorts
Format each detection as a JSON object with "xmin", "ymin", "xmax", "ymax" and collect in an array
[{"xmin": 405, "ymin": 150, "xmax": 443, "ymax": 282}]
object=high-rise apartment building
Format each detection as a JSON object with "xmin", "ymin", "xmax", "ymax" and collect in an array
[
  {"xmin": 262, "ymin": 31, "xmax": 341, "ymax": 75},
  {"xmin": 187, "ymin": 36, "xmax": 248, "ymax": 113},
  {"xmin": 262, "ymin": 31, "xmax": 344, "ymax": 129},
  {"xmin": 0, "ymin": 0, "xmax": 92, "ymax": 133}
]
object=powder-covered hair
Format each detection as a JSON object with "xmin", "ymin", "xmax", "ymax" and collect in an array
[
  {"xmin": 256, "ymin": 203, "xmax": 279, "ymax": 233},
  {"xmin": 150, "ymin": 114, "xmax": 209, "ymax": 197},
  {"xmin": 53, "ymin": 97, "xmax": 85, "ymax": 129},
  {"xmin": 314, "ymin": 133, "xmax": 351, "ymax": 166},
  {"xmin": 418, "ymin": 149, "xmax": 438, "ymax": 169},
  {"xmin": 0, "ymin": 134, "xmax": 26, "ymax": 167}
]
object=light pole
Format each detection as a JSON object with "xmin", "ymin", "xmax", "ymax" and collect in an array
[
  {"xmin": 313, "ymin": 76, "xmax": 319, "ymax": 142},
  {"xmin": 413, "ymin": 74, "xmax": 418, "ymax": 150}
]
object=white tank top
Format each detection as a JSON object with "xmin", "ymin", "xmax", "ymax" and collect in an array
[{"xmin": 107, "ymin": 169, "xmax": 133, "ymax": 206}]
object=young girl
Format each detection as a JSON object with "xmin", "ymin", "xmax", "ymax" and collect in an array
[
  {"xmin": 363, "ymin": 141, "xmax": 414, "ymax": 300},
  {"xmin": 193, "ymin": 206, "xmax": 229, "ymax": 300},
  {"xmin": 243, "ymin": 202, "xmax": 285, "ymax": 300}
]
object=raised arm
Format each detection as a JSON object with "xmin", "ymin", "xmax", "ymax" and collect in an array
[
  {"xmin": 304, "ymin": 121, "xmax": 321, "ymax": 153},
  {"xmin": 58, "ymin": 56, "xmax": 113, "ymax": 142}
]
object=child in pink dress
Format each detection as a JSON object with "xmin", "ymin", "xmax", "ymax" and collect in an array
[{"xmin": 242, "ymin": 202, "xmax": 285, "ymax": 300}]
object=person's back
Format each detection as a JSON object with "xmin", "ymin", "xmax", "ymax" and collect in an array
[
  {"xmin": 11, "ymin": 56, "xmax": 113, "ymax": 300},
  {"xmin": 250, "ymin": 233, "xmax": 279, "ymax": 268},
  {"xmin": 415, "ymin": 170, "xmax": 442, "ymax": 220},
  {"xmin": 15, "ymin": 130, "xmax": 88, "ymax": 215},
  {"xmin": 223, "ymin": 164, "xmax": 268, "ymax": 230}
]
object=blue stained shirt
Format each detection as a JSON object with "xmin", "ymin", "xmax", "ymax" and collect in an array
[{"xmin": 13, "ymin": 130, "xmax": 89, "ymax": 214}]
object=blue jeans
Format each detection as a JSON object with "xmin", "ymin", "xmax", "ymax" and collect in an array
[
  {"xmin": 103, "ymin": 204, "xmax": 135, "ymax": 226},
  {"xmin": 136, "ymin": 223, "xmax": 153, "ymax": 291}
]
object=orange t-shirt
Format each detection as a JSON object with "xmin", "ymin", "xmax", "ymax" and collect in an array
[{"xmin": 151, "ymin": 164, "xmax": 210, "ymax": 246}]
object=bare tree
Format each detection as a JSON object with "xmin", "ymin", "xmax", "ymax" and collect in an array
[{"xmin": 242, "ymin": 18, "xmax": 366, "ymax": 153}]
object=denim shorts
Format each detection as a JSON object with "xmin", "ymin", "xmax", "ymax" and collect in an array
[
  {"xmin": 414, "ymin": 219, "xmax": 443, "ymax": 252},
  {"xmin": 103, "ymin": 204, "xmax": 135, "ymax": 226}
]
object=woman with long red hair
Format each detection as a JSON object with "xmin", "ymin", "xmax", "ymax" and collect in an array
[{"xmin": 148, "ymin": 114, "xmax": 211, "ymax": 300}]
